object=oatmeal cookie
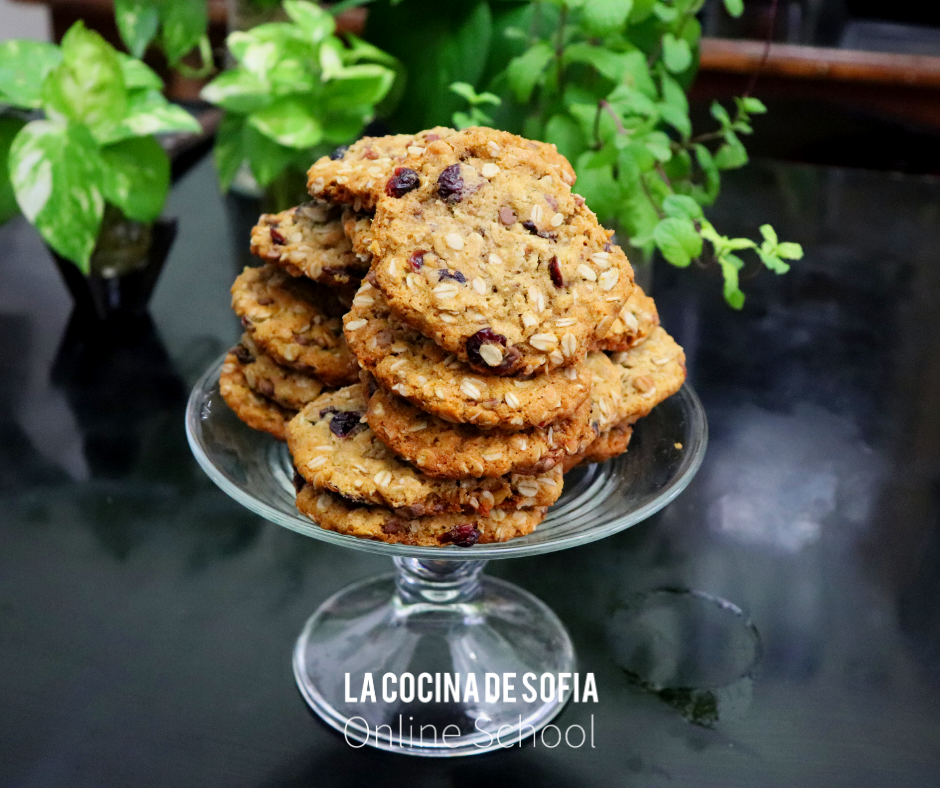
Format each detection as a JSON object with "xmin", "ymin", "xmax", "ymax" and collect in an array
[
  {"xmin": 341, "ymin": 206, "xmax": 375, "ymax": 265},
  {"xmin": 367, "ymin": 385, "xmax": 594, "ymax": 478},
  {"xmin": 287, "ymin": 384, "xmax": 564, "ymax": 516},
  {"xmin": 231, "ymin": 264, "xmax": 359, "ymax": 388},
  {"xmin": 610, "ymin": 326, "xmax": 686, "ymax": 423},
  {"xmin": 296, "ymin": 486, "xmax": 546, "ymax": 546},
  {"xmin": 250, "ymin": 201, "xmax": 368, "ymax": 286},
  {"xmin": 369, "ymin": 127, "xmax": 634, "ymax": 375},
  {"xmin": 235, "ymin": 334, "xmax": 326, "ymax": 411},
  {"xmin": 593, "ymin": 284, "xmax": 659, "ymax": 352},
  {"xmin": 562, "ymin": 420, "xmax": 634, "ymax": 472},
  {"xmin": 344, "ymin": 280, "xmax": 591, "ymax": 429},
  {"xmin": 219, "ymin": 351, "xmax": 293, "ymax": 441}
]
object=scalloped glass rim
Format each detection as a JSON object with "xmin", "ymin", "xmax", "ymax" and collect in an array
[{"xmin": 186, "ymin": 354, "xmax": 707, "ymax": 560}]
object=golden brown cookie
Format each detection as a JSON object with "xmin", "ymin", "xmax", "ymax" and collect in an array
[
  {"xmin": 369, "ymin": 127, "xmax": 634, "ymax": 375},
  {"xmin": 341, "ymin": 206, "xmax": 375, "ymax": 265},
  {"xmin": 562, "ymin": 420, "xmax": 634, "ymax": 472},
  {"xmin": 286, "ymin": 384, "xmax": 564, "ymax": 517},
  {"xmin": 343, "ymin": 280, "xmax": 592, "ymax": 430},
  {"xmin": 296, "ymin": 486, "xmax": 546, "ymax": 546},
  {"xmin": 593, "ymin": 284, "xmax": 659, "ymax": 352},
  {"xmin": 219, "ymin": 351, "xmax": 293, "ymax": 441},
  {"xmin": 610, "ymin": 326, "xmax": 687, "ymax": 423},
  {"xmin": 231, "ymin": 264, "xmax": 359, "ymax": 388},
  {"xmin": 250, "ymin": 201, "xmax": 369, "ymax": 286},
  {"xmin": 367, "ymin": 385, "xmax": 594, "ymax": 479},
  {"xmin": 235, "ymin": 333, "xmax": 326, "ymax": 411}
]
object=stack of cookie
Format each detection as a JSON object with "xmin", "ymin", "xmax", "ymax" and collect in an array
[{"xmin": 221, "ymin": 126, "xmax": 687, "ymax": 548}]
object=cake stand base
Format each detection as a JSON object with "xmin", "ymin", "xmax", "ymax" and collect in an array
[{"xmin": 293, "ymin": 558, "xmax": 576, "ymax": 756}]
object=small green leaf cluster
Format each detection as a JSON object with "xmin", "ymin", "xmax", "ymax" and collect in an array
[
  {"xmin": 493, "ymin": 0, "xmax": 802, "ymax": 308},
  {"xmin": 0, "ymin": 23, "xmax": 201, "ymax": 272},
  {"xmin": 201, "ymin": 0, "xmax": 399, "ymax": 192},
  {"xmin": 114, "ymin": 0, "xmax": 212, "ymax": 76},
  {"xmin": 450, "ymin": 82, "xmax": 502, "ymax": 129}
]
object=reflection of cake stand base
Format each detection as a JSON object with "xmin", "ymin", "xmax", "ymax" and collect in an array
[
  {"xmin": 294, "ymin": 560, "xmax": 574, "ymax": 755},
  {"xmin": 186, "ymin": 356, "xmax": 707, "ymax": 757}
]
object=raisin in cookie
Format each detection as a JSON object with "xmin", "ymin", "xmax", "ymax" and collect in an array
[
  {"xmin": 367, "ymin": 385, "xmax": 592, "ymax": 479},
  {"xmin": 611, "ymin": 326, "xmax": 686, "ymax": 423},
  {"xmin": 344, "ymin": 280, "xmax": 591, "ymax": 429},
  {"xmin": 231, "ymin": 264, "xmax": 358, "ymax": 388},
  {"xmin": 370, "ymin": 128, "xmax": 634, "ymax": 375},
  {"xmin": 287, "ymin": 384, "xmax": 563, "ymax": 516},
  {"xmin": 219, "ymin": 351, "xmax": 293, "ymax": 441},
  {"xmin": 307, "ymin": 127, "xmax": 459, "ymax": 209},
  {"xmin": 250, "ymin": 201, "xmax": 368, "ymax": 286},
  {"xmin": 593, "ymin": 284, "xmax": 659, "ymax": 352},
  {"xmin": 296, "ymin": 486, "xmax": 546, "ymax": 546},
  {"xmin": 236, "ymin": 334, "xmax": 326, "ymax": 411}
]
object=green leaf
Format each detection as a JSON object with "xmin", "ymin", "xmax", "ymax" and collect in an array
[
  {"xmin": 100, "ymin": 135, "xmax": 169, "ymax": 222},
  {"xmin": 759, "ymin": 223, "xmax": 777, "ymax": 245},
  {"xmin": 693, "ymin": 143, "xmax": 720, "ymax": 203},
  {"xmin": 739, "ymin": 96, "xmax": 767, "ymax": 114},
  {"xmin": 200, "ymin": 69, "xmax": 271, "ymax": 113},
  {"xmin": 9, "ymin": 120, "xmax": 104, "ymax": 272},
  {"xmin": 723, "ymin": 0, "xmax": 744, "ymax": 18},
  {"xmin": 663, "ymin": 194, "xmax": 703, "ymax": 220},
  {"xmin": 659, "ymin": 73, "xmax": 690, "ymax": 137},
  {"xmin": 607, "ymin": 84, "xmax": 658, "ymax": 118},
  {"xmin": 653, "ymin": 216, "xmax": 702, "ymax": 267},
  {"xmin": 0, "ymin": 39, "xmax": 61, "ymax": 109},
  {"xmin": 284, "ymin": 0, "xmax": 336, "ymax": 42},
  {"xmin": 710, "ymin": 101, "xmax": 732, "ymax": 128},
  {"xmin": 117, "ymin": 53, "xmax": 163, "ymax": 91},
  {"xmin": 582, "ymin": 0, "xmax": 634, "ymax": 35},
  {"xmin": 248, "ymin": 97, "xmax": 323, "ymax": 149},
  {"xmin": 322, "ymin": 64, "xmax": 395, "ymax": 107},
  {"xmin": 662, "ymin": 33, "xmax": 692, "ymax": 73},
  {"xmin": 642, "ymin": 130, "xmax": 672, "ymax": 162},
  {"xmin": 213, "ymin": 113, "xmax": 245, "ymax": 193},
  {"xmin": 100, "ymin": 90, "xmax": 200, "ymax": 144},
  {"xmin": 506, "ymin": 42, "xmax": 553, "ymax": 103},
  {"xmin": 545, "ymin": 113, "xmax": 586, "ymax": 163},
  {"xmin": 777, "ymin": 241, "xmax": 803, "ymax": 259},
  {"xmin": 452, "ymin": 110, "xmax": 474, "ymax": 130},
  {"xmin": 0, "ymin": 117, "xmax": 26, "ymax": 223},
  {"xmin": 652, "ymin": 3, "xmax": 678, "ymax": 22},
  {"xmin": 114, "ymin": 0, "xmax": 160, "ymax": 59},
  {"xmin": 42, "ymin": 22, "xmax": 127, "ymax": 138},
  {"xmin": 719, "ymin": 254, "xmax": 745, "ymax": 308},
  {"xmin": 714, "ymin": 133, "xmax": 748, "ymax": 169},
  {"xmin": 160, "ymin": 0, "xmax": 208, "ymax": 66},
  {"xmin": 244, "ymin": 124, "xmax": 298, "ymax": 187},
  {"xmin": 575, "ymin": 152, "xmax": 622, "ymax": 223}
]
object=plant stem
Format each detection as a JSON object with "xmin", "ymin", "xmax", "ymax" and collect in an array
[{"xmin": 599, "ymin": 99, "xmax": 628, "ymax": 136}]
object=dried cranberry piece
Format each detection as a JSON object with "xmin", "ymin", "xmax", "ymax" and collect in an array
[
  {"xmin": 408, "ymin": 250, "xmax": 426, "ymax": 271},
  {"xmin": 330, "ymin": 145, "xmax": 349, "ymax": 160},
  {"xmin": 499, "ymin": 207, "xmax": 516, "ymax": 225},
  {"xmin": 439, "ymin": 524, "xmax": 481, "ymax": 547},
  {"xmin": 240, "ymin": 316, "xmax": 252, "ymax": 329},
  {"xmin": 292, "ymin": 471, "xmax": 306, "ymax": 493},
  {"xmin": 233, "ymin": 344, "xmax": 254, "ymax": 365},
  {"xmin": 522, "ymin": 220, "xmax": 555, "ymax": 240},
  {"xmin": 436, "ymin": 164, "xmax": 465, "ymax": 202},
  {"xmin": 438, "ymin": 269, "xmax": 466, "ymax": 284},
  {"xmin": 385, "ymin": 167, "xmax": 419, "ymax": 198},
  {"xmin": 548, "ymin": 256, "xmax": 564, "ymax": 287},
  {"xmin": 382, "ymin": 519, "xmax": 406, "ymax": 534},
  {"xmin": 256, "ymin": 295, "xmax": 274, "ymax": 305},
  {"xmin": 270, "ymin": 227, "xmax": 286, "ymax": 245},
  {"xmin": 425, "ymin": 133, "xmax": 441, "ymax": 143},
  {"xmin": 604, "ymin": 241, "xmax": 612, "ymax": 252},
  {"xmin": 465, "ymin": 328, "xmax": 524, "ymax": 376},
  {"xmin": 329, "ymin": 410, "xmax": 365, "ymax": 438},
  {"xmin": 257, "ymin": 379, "xmax": 275, "ymax": 397}
]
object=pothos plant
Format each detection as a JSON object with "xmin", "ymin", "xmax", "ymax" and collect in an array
[
  {"xmin": 0, "ymin": 22, "xmax": 201, "ymax": 273},
  {"xmin": 199, "ymin": 0, "xmax": 399, "ymax": 196},
  {"xmin": 113, "ymin": 0, "xmax": 213, "ymax": 76}
]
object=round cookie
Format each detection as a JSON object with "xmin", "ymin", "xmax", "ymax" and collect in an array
[
  {"xmin": 367, "ymin": 386, "xmax": 593, "ymax": 479},
  {"xmin": 344, "ymin": 280, "xmax": 592, "ymax": 429},
  {"xmin": 231, "ymin": 264, "xmax": 359, "ymax": 388},
  {"xmin": 562, "ymin": 420, "xmax": 634, "ymax": 472},
  {"xmin": 287, "ymin": 384, "xmax": 564, "ymax": 517},
  {"xmin": 307, "ymin": 127, "xmax": 459, "ymax": 209},
  {"xmin": 296, "ymin": 486, "xmax": 546, "ymax": 546},
  {"xmin": 610, "ymin": 326, "xmax": 687, "ymax": 423},
  {"xmin": 250, "ymin": 201, "xmax": 368, "ymax": 286},
  {"xmin": 593, "ymin": 285, "xmax": 659, "ymax": 352},
  {"xmin": 235, "ymin": 334, "xmax": 326, "ymax": 411},
  {"xmin": 341, "ymin": 206, "xmax": 375, "ymax": 265},
  {"xmin": 219, "ymin": 351, "xmax": 293, "ymax": 441},
  {"xmin": 369, "ymin": 127, "xmax": 634, "ymax": 375}
]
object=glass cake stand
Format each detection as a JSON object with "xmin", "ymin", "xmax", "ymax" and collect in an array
[{"xmin": 185, "ymin": 355, "xmax": 707, "ymax": 756}]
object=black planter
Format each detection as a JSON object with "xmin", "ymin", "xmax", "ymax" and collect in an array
[{"xmin": 51, "ymin": 218, "xmax": 178, "ymax": 321}]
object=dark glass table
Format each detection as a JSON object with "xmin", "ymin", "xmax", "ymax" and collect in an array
[{"xmin": 2, "ymin": 156, "xmax": 939, "ymax": 787}]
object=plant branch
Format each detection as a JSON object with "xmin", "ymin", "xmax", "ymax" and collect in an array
[
  {"xmin": 743, "ymin": 0, "xmax": 780, "ymax": 97},
  {"xmin": 599, "ymin": 99, "xmax": 628, "ymax": 136}
]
